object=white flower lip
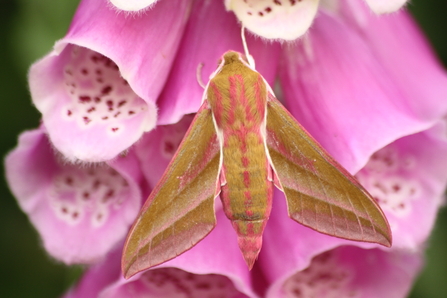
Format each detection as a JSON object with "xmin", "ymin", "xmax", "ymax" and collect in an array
[{"xmin": 227, "ymin": 0, "xmax": 320, "ymax": 40}]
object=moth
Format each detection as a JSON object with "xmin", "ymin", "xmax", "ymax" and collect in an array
[{"xmin": 122, "ymin": 51, "xmax": 392, "ymax": 278}]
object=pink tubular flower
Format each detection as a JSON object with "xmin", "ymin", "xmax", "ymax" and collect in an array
[
  {"xmin": 5, "ymin": 127, "xmax": 144, "ymax": 264},
  {"xmin": 268, "ymin": 246, "xmax": 422, "ymax": 297},
  {"xmin": 110, "ymin": 0, "xmax": 409, "ymax": 40},
  {"xmin": 29, "ymin": 0, "xmax": 192, "ymax": 162}
]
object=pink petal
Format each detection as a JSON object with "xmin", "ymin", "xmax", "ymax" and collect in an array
[
  {"xmin": 266, "ymin": 246, "xmax": 422, "ymax": 298},
  {"xmin": 340, "ymin": 3, "xmax": 447, "ymax": 127},
  {"xmin": 157, "ymin": 0, "xmax": 281, "ymax": 125},
  {"xmin": 136, "ymin": 115, "xmax": 195, "ymax": 189},
  {"xmin": 280, "ymin": 9, "xmax": 447, "ymax": 174},
  {"xmin": 225, "ymin": 0, "xmax": 319, "ymax": 40},
  {"xmin": 5, "ymin": 127, "xmax": 143, "ymax": 264},
  {"xmin": 364, "ymin": 0, "xmax": 408, "ymax": 14},
  {"xmin": 110, "ymin": 0, "xmax": 159, "ymax": 11},
  {"xmin": 29, "ymin": 0, "xmax": 192, "ymax": 162},
  {"xmin": 64, "ymin": 248, "xmax": 122, "ymax": 298},
  {"xmin": 356, "ymin": 122, "xmax": 447, "ymax": 249},
  {"xmin": 102, "ymin": 267, "xmax": 252, "ymax": 298}
]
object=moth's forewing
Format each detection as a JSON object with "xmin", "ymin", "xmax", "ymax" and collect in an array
[
  {"xmin": 265, "ymin": 95, "xmax": 392, "ymax": 247},
  {"xmin": 122, "ymin": 102, "xmax": 221, "ymax": 279}
]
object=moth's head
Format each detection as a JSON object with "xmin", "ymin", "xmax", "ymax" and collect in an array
[
  {"xmin": 208, "ymin": 51, "xmax": 253, "ymax": 81},
  {"xmin": 215, "ymin": 51, "xmax": 252, "ymax": 72},
  {"xmin": 219, "ymin": 51, "xmax": 249, "ymax": 66}
]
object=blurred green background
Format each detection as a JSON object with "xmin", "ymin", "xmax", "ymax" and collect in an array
[{"xmin": 0, "ymin": 0, "xmax": 446, "ymax": 297}]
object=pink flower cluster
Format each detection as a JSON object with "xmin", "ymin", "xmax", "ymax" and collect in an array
[{"xmin": 5, "ymin": 0, "xmax": 447, "ymax": 297}]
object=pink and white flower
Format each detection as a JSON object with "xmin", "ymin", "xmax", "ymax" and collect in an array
[
  {"xmin": 5, "ymin": 127, "xmax": 144, "ymax": 264},
  {"xmin": 29, "ymin": 0, "xmax": 192, "ymax": 162},
  {"xmin": 268, "ymin": 246, "xmax": 422, "ymax": 298}
]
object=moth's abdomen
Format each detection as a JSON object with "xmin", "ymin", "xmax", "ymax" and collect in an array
[
  {"xmin": 221, "ymin": 131, "xmax": 272, "ymax": 220},
  {"xmin": 220, "ymin": 129, "xmax": 273, "ymax": 269}
]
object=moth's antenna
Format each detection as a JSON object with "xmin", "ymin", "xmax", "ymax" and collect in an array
[
  {"xmin": 196, "ymin": 62, "xmax": 206, "ymax": 89},
  {"xmin": 241, "ymin": 26, "xmax": 256, "ymax": 69}
]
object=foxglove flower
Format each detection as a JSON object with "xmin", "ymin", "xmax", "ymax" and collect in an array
[
  {"xmin": 29, "ymin": 0, "xmax": 192, "ymax": 162},
  {"xmin": 5, "ymin": 127, "xmax": 143, "ymax": 264},
  {"xmin": 268, "ymin": 246, "xmax": 422, "ymax": 297},
  {"xmin": 110, "ymin": 0, "xmax": 410, "ymax": 40}
]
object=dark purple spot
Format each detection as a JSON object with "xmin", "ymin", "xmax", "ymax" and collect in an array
[
  {"xmin": 274, "ymin": 0, "xmax": 282, "ymax": 5},
  {"xmin": 83, "ymin": 192, "xmax": 90, "ymax": 200},
  {"xmin": 96, "ymin": 69, "xmax": 102, "ymax": 75},
  {"xmin": 61, "ymin": 207, "xmax": 68, "ymax": 214},
  {"xmin": 79, "ymin": 95, "xmax": 91, "ymax": 103},
  {"xmin": 83, "ymin": 116, "xmax": 91, "ymax": 124},
  {"xmin": 104, "ymin": 59, "xmax": 114, "ymax": 68},
  {"xmin": 164, "ymin": 141, "xmax": 175, "ymax": 154},
  {"xmin": 93, "ymin": 179, "xmax": 101, "ymax": 189},
  {"xmin": 392, "ymin": 184, "xmax": 401, "ymax": 192},
  {"xmin": 290, "ymin": 0, "xmax": 297, "ymax": 5},
  {"xmin": 67, "ymin": 110, "xmax": 72, "ymax": 116},
  {"xmin": 265, "ymin": 7, "xmax": 272, "ymax": 12},
  {"xmin": 102, "ymin": 189, "xmax": 115, "ymax": 202},
  {"xmin": 195, "ymin": 283, "xmax": 211, "ymax": 290},
  {"xmin": 258, "ymin": 11, "xmax": 264, "ymax": 16},
  {"xmin": 72, "ymin": 212, "xmax": 79, "ymax": 219},
  {"xmin": 111, "ymin": 127, "xmax": 119, "ymax": 132},
  {"xmin": 114, "ymin": 112, "xmax": 121, "ymax": 118},
  {"xmin": 81, "ymin": 68, "xmax": 88, "ymax": 75},
  {"xmin": 118, "ymin": 100, "xmax": 127, "ymax": 107},
  {"xmin": 128, "ymin": 110, "xmax": 135, "ymax": 115},
  {"xmin": 102, "ymin": 116, "xmax": 109, "ymax": 120},
  {"xmin": 292, "ymin": 288, "xmax": 302, "ymax": 296},
  {"xmin": 107, "ymin": 103, "xmax": 114, "ymax": 111},
  {"xmin": 101, "ymin": 86, "xmax": 112, "ymax": 95},
  {"xmin": 91, "ymin": 55, "xmax": 100, "ymax": 63},
  {"xmin": 65, "ymin": 177, "xmax": 73, "ymax": 185},
  {"xmin": 87, "ymin": 107, "xmax": 96, "ymax": 113}
]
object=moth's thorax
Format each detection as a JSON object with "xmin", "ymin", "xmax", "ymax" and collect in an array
[{"xmin": 207, "ymin": 54, "xmax": 267, "ymax": 132}]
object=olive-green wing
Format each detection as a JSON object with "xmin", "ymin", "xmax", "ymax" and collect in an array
[
  {"xmin": 266, "ymin": 96, "xmax": 391, "ymax": 247},
  {"xmin": 122, "ymin": 102, "xmax": 221, "ymax": 278}
]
